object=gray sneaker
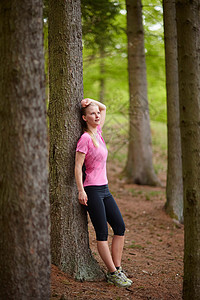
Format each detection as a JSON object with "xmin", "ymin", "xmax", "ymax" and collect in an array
[
  {"xmin": 107, "ymin": 270, "xmax": 132, "ymax": 287},
  {"xmin": 118, "ymin": 266, "xmax": 133, "ymax": 284}
]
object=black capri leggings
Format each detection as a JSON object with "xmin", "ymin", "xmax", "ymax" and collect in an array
[{"xmin": 84, "ymin": 184, "xmax": 125, "ymax": 241}]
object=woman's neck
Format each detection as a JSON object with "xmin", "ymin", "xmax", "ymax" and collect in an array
[{"xmin": 87, "ymin": 124, "xmax": 97, "ymax": 134}]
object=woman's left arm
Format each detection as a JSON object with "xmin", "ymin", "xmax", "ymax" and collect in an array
[{"xmin": 81, "ymin": 98, "xmax": 106, "ymax": 128}]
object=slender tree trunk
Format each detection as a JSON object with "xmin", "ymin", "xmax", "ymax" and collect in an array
[
  {"xmin": 99, "ymin": 46, "xmax": 105, "ymax": 103},
  {"xmin": 48, "ymin": 0, "xmax": 104, "ymax": 281},
  {"xmin": 0, "ymin": 1, "xmax": 50, "ymax": 299},
  {"xmin": 176, "ymin": 0, "xmax": 200, "ymax": 298},
  {"xmin": 125, "ymin": 0, "xmax": 160, "ymax": 186},
  {"xmin": 163, "ymin": 0, "xmax": 183, "ymax": 222}
]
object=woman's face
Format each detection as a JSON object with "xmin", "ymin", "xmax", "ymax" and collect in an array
[{"xmin": 83, "ymin": 104, "xmax": 101, "ymax": 127}]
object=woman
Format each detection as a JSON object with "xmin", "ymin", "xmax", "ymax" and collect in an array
[{"xmin": 75, "ymin": 98, "xmax": 132, "ymax": 287}]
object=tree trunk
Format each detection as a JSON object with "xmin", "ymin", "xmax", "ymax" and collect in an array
[
  {"xmin": 99, "ymin": 46, "xmax": 106, "ymax": 103},
  {"xmin": 176, "ymin": 0, "xmax": 200, "ymax": 298},
  {"xmin": 0, "ymin": 1, "xmax": 50, "ymax": 299},
  {"xmin": 163, "ymin": 0, "xmax": 183, "ymax": 223},
  {"xmin": 48, "ymin": 0, "xmax": 104, "ymax": 281},
  {"xmin": 125, "ymin": 0, "xmax": 160, "ymax": 186}
]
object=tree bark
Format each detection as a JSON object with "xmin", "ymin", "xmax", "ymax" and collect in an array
[
  {"xmin": 163, "ymin": 0, "xmax": 183, "ymax": 222},
  {"xmin": 99, "ymin": 46, "xmax": 106, "ymax": 103},
  {"xmin": 176, "ymin": 0, "xmax": 200, "ymax": 298},
  {"xmin": 125, "ymin": 0, "xmax": 160, "ymax": 186},
  {"xmin": 48, "ymin": 0, "xmax": 104, "ymax": 281},
  {"xmin": 0, "ymin": 1, "xmax": 50, "ymax": 299}
]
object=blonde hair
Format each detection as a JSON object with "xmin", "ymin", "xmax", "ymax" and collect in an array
[{"xmin": 81, "ymin": 103, "xmax": 99, "ymax": 148}]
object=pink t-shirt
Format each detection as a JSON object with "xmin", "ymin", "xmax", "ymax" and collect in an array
[{"xmin": 76, "ymin": 125, "xmax": 108, "ymax": 187}]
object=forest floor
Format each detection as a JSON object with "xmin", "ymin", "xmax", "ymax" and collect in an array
[{"xmin": 51, "ymin": 160, "xmax": 184, "ymax": 300}]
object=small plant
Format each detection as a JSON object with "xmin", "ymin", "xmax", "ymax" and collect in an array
[
  {"xmin": 146, "ymin": 241, "xmax": 152, "ymax": 245},
  {"xmin": 146, "ymin": 256, "xmax": 154, "ymax": 260},
  {"xmin": 144, "ymin": 190, "xmax": 164, "ymax": 201},
  {"xmin": 145, "ymin": 194, "xmax": 151, "ymax": 201},
  {"xmin": 128, "ymin": 241, "xmax": 144, "ymax": 249},
  {"xmin": 128, "ymin": 188, "xmax": 144, "ymax": 197}
]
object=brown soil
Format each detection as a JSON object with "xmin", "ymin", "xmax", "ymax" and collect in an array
[{"xmin": 51, "ymin": 162, "xmax": 184, "ymax": 300}]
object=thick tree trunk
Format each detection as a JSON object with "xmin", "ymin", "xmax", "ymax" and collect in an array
[
  {"xmin": 125, "ymin": 0, "xmax": 160, "ymax": 186},
  {"xmin": 0, "ymin": 1, "xmax": 50, "ymax": 299},
  {"xmin": 176, "ymin": 0, "xmax": 200, "ymax": 298},
  {"xmin": 163, "ymin": 0, "xmax": 183, "ymax": 222},
  {"xmin": 48, "ymin": 0, "xmax": 104, "ymax": 281}
]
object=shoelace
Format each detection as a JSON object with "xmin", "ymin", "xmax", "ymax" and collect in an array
[{"xmin": 116, "ymin": 271, "xmax": 127, "ymax": 282}]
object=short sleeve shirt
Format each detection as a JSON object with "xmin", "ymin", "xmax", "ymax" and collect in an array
[{"xmin": 76, "ymin": 125, "xmax": 108, "ymax": 187}]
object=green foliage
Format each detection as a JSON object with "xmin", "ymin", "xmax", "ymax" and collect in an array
[
  {"xmin": 83, "ymin": 0, "xmax": 166, "ymax": 123},
  {"xmin": 82, "ymin": 0, "xmax": 127, "ymax": 105},
  {"xmin": 83, "ymin": 50, "xmax": 129, "ymax": 109},
  {"xmin": 44, "ymin": 0, "xmax": 166, "ymax": 123},
  {"xmin": 151, "ymin": 121, "xmax": 167, "ymax": 151},
  {"xmin": 143, "ymin": 0, "xmax": 166, "ymax": 122},
  {"xmin": 103, "ymin": 115, "xmax": 167, "ymax": 178},
  {"xmin": 81, "ymin": 0, "xmax": 122, "ymax": 52}
]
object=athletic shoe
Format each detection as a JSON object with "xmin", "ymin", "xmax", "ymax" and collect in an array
[
  {"xmin": 118, "ymin": 266, "xmax": 133, "ymax": 284},
  {"xmin": 107, "ymin": 270, "xmax": 132, "ymax": 287}
]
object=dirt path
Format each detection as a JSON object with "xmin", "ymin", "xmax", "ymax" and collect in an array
[{"xmin": 51, "ymin": 163, "xmax": 184, "ymax": 300}]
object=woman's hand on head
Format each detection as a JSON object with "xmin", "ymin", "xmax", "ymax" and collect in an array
[
  {"xmin": 81, "ymin": 98, "xmax": 92, "ymax": 107},
  {"xmin": 78, "ymin": 190, "xmax": 88, "ymax": 206}
]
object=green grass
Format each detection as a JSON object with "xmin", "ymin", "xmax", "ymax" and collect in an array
[
  {"xmin": 128, "ymin": 188, "xmax": 165, "ymax": 201},
  {"xmin": 151, "ymin": 121, "xmax": 167, "ymax": 151},
  {"xmin": 128, "ymin": 188, "xmax": 144, "ymax": 197},
  {"xmin": 128, "ymin": 241, "xmax": 144, "ymax": 249}
]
